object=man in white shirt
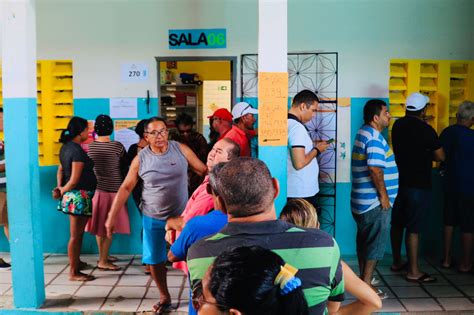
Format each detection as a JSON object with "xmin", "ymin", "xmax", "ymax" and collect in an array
[{"xmin": 287, "ymin": 90, "xmax": 329, "ymax": 208}]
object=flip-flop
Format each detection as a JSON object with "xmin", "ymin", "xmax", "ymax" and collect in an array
[
  {"xmin": 152, "ymin": 302, "xmax": 172, "ymax": 314},
  {"xmin": 375, "ymin": 288, "xmax": 388, "ymax": 300},
  {"xmin": 440, "ymin": 259, "xmax": 452, "ymax": 269},
  {"xmin": 405, "ymin": 273, "xmax": 437, "ymax": 283},
  {"xmin": 69, "ymin": 273, "xmax": 95, "ymax": 282},
  {"xmin": 390, "ymin": 262, "xmax": 408, "ymax": 272},
  {"xmin": 97, "ymin": 262, "xmax": 121, "ymax": 271}
]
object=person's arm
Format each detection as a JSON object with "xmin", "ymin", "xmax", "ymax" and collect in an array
[
  {"xmin": 433, "ymin": 147, "xmax": 445, "ymax": 162},
  {"xmin": 60, "ymin": 162, "xmax": 84, "ymax": 195},
  {"xmin": 105, "ymin": 156, "xmax": 140, "ymax": 238},
  {"xmin": 56, "ymin": 164, "xmax": 63, "ymax": 187},
  {"xmin": 179, "ymin": 143, "xmax": 207, "ymax": 176},
  {"xmin": 368, "ymin": 166, "xmax": 390, "ymax": 210},
  {"xmin": 167, "ymin": 221, "xmax": 194, "ymax": 262},
  {"xmin": 166, "ymin": 216, "xmax": 185, "ymax": 231},
  {"xmin": 290, "ymin": 141, "xmax": 329, "ymax": 170},
  {"xmin": 366, "ymin": 139, "xmax": 390, "ymax": 210},
  {"xmin": 0, "ymin": 163, "xmax": 5, "ymax": 173},
  {"xmin": 337, "ymin": 261, "xmax": 382, "ymax": 315},
  {"xmin": 167, "ymin": 249, "xmax": 181, "ymax": 263}
]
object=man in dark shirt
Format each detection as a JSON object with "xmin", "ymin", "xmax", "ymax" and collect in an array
[
  {"xmin": 440, "ymin": 101, "xmax": 474, "ymax": 272},
  {"xmin": 171, "ymin": 113, "xmax": 208, "ymax": 195},
  {"xmin": 390, "ymin": 92, "xmax": 445, "ymax": 283}
]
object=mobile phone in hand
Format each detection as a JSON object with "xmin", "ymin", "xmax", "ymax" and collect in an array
[{"xmin": 326, "ymin": 138, "xmax": 335, "ymax": 144}]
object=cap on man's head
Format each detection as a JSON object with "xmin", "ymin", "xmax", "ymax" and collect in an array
[
  {"xmin": 406, "ymin": 92, "xmax": 429, "ymax": 111},
  {"xmin": 231, "ymin": 102, "xmax": 258, "ymax": 119},
  {"xmin": 208, "ymin": 108, "xmax": 233, "ymax": 122}
]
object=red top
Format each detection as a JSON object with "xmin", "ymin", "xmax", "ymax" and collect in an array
[{"xmin": 220, "ymin": 125, "xmax": 250, "ymax": 157}]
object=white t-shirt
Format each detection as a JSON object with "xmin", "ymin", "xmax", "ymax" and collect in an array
[{"xmin": 287, "ymin": 116, "xmax": 319, "ymax": 198}]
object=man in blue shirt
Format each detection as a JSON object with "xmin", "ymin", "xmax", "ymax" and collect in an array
[
  {"xmin": 440, "ymin": 101, "xmax": 474, "ymax": 272},
  {"xmin": 167, "ymin": 163, "xmax": 228, "ymax": 315},
  {"xmin": 351, "ymin": 99, "xmax": 398, "ymax": 298}
]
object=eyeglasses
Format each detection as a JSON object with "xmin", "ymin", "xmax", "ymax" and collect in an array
[
  {"xmin": 145, "ymin": 129, "xmax": 169, "ymax": 138},
  {"xmin": 192, "ymin": 294, "xmax": 228, "ymax": 311}
]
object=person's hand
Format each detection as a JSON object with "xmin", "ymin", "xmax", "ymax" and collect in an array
[
  {"xmin": 165, "ymin": 230, "xmax": 174, "ymax": 245},
  {"xmin": 52, "ymin": 187, "xmax": 62, "ymax": 200},
  {"xmin": 380, "ymin": 196, "xmax": 391, "ymax": 210},
  {"xmin": 105, "ymin": 214, "xmax": 115, "ymax": 239},
  {"xmin": 315, "ymin": 141, "xmax": 330, "ymax": 154}
]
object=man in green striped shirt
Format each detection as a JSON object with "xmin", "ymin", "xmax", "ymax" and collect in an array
[{"xmin": 187, "ymin": 158, "xmax": 344, "ymax": 315}]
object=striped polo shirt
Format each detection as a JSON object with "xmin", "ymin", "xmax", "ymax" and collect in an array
[
  {"xmin": 187, "ymin": 220, "xmax": 344, "ymax": 315},
  {"xmin": 351, "ymin": 125, "xmax": 398, "ymax": 214},
  {"xmin": 88, "ymin": 141, "xmax": 127, "ymax": 192}
]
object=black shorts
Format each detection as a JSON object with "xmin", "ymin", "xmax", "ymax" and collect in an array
[{"xmin": 392, "ymin": 187, "xmax": 431, "ymax": 234}]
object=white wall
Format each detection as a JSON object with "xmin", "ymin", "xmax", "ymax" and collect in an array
[{"xmin": 35, "ymin": 0, "xmax": 474, "ymax": 99}]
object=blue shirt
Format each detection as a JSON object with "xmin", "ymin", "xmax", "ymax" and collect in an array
[
  {"xmin": 351, "ymin": 125, "xmax": 399, "ymax": 214},
  {"xmin": 440, "ymin": 124, "xmax": 474, "ymax": 194},
  {"xmin": 170, "ymin": 210, "xmax": 228, "ymax": 315}
]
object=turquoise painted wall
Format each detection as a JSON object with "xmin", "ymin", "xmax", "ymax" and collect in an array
[{"xmin": 0, "ymin": 98, "xmax": 158, "ymax": 254}]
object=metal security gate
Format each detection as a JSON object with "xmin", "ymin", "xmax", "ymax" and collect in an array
[{"xmin": 241, "ymin": 52, "xmax": 338, "ymax": 236}]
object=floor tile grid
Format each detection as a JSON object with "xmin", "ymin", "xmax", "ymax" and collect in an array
[
  {"xmin": 92, "ymin": 255, "xmax": 138, "ymax": 311},
  {"xmin": 375, "ymin": 269, "xmax": 409, "ymax": 313},
  {"xmin": 375, "ymin": 258, "xmax": 474, "ymax": 312},
  {"xmin": 427, "ymin": 262, "xmax": 474, "ymax": 309}
]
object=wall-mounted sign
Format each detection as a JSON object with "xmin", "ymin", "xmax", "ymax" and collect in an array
[
  {"xmin": 168, "ymin": 28, "xmax": 226, "ymax": 49},
  {"xmin": 121, "ymin": 63, "xmax": 149, "ymax": 82}
]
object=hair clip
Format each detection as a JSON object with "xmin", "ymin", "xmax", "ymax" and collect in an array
[
  {"xmin": 281, "ymin": 276, "xmax": 302, "ymax": 295},
  {"xmin": 64, "ymin": 130, "xmax": 70, "ymax": 135},
  {"xmin": 274, "ymin": 263, "xmax": 298, "ymax": 289}
]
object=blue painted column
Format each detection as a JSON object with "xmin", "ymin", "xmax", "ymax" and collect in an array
[
  {"xmin": 2, "ymin": 0, "xmax": 45, "ymax": 308},
  {"xmin": 258, "ymin": 0, "xmax": 288, "ymax": 215}
]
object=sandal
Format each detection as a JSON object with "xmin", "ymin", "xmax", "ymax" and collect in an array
[
  {"xmin": 97, "ymin": 262, "xmax": 121, "ymax": 271},
  {"xmin": 440, "ymin": 259, "xmax": 452, "ymax": 269},
  {"xmin": 405, "ymin": 273, "xmax": 437, "ymax": 283},
  {"xmin": 152, "ymin": 301, "xmax": 172, "ymax": 314},
  {"xmin": 375, "ymin": 288, "xmax": 388, "ymax": 300},
  {"xmin": 390, "ymin": 262, "xmax": 408, "ymax": 272},
  {"xmin": 69, "ymin": 273, "xmax": 95, "ymax": 282}
]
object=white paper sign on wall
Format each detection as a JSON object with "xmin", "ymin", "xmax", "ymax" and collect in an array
[{"xmin": 121, "ymin": 63, "xmax": 149, "ymax": 82}]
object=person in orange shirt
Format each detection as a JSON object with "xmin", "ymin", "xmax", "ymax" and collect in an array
[{"xmin": 208, "ymin": 108, "xmax": 250, "ymax": 156}]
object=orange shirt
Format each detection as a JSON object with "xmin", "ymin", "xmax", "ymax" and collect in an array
[{"xmin": 220, "ymin": 125, "xmax": 250, "ymax": 157}]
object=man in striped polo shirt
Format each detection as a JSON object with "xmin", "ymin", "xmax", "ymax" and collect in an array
[
  {"xmin": 351, "ymin": 99, "xmax": 398, "ymax": 298},
  {"xmin": 187, "ymin": 158, "xmax": 344, "ymax": 315}
]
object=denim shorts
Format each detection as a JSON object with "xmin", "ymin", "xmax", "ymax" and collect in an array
[
  {"xmin": 392, "ymin": 187, "xmax": 431, "ymax": 234},
  {"xmin": 352, "ymin": 205, "xmax": 391, "ymax": 261}
]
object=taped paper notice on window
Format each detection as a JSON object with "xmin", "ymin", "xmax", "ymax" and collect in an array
[
  {"xmin": 258, "ymin": 72, "xmax": 288, "ymax": 146},
  {"xmin": 110, "ymin": 98, "xmax": 138, "ymax": 119},
  {"xmin": 114, "ymin": 120, "xmax": 140, "ymax": 151}
]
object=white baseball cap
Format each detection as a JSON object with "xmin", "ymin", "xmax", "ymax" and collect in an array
[
  {"xmin": 406, "ymin": 92, "xmax": 429, "ymax": 111},
  {"xmin": 232, "ymin": 102, "xmax": 258, "ymax": 119}
]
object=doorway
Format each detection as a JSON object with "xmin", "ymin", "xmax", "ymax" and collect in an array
[{"xmin": 155, "ymin": 56, "xmax": 237, "ymax": 141}]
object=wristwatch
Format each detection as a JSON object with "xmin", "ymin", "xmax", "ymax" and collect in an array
[{"xmin": 313, "ymin": 146, "xmax": 321, "ymax": 156}]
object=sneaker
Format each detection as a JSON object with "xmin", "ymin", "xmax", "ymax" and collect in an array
[
  {"xmin": 0, "ymin": 258, "xmax": 11, "ymax": 268},
  {"xmin": 371, "ymin": 276, "xmax": 380, "ymax": 286}
]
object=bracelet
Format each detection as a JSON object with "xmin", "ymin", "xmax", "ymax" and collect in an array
[{"xmin": 313, "ymin": 147, "xmax": 321, "ymax": 156}]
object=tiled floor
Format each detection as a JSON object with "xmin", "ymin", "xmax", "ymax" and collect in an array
[
  {"xmin": 344, "ymin": 255, "xmax": 474, "ymax": 313},
  {"xmin": 0, "ymin": 253, "xmax": 190, "ymax": 313},
  {"xmin": 1, "ymin": 253, "xmax": 474, "ymax": 313}
]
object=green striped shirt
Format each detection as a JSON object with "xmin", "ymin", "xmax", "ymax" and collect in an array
[{"xmin": 187, "ymin": 220, "xmax": 344, "ymax": 315}]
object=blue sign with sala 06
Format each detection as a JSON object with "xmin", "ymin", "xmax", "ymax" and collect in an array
[{"xmin": 168, "ymin": 28, "xmax": 226, "ymax": 49}]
